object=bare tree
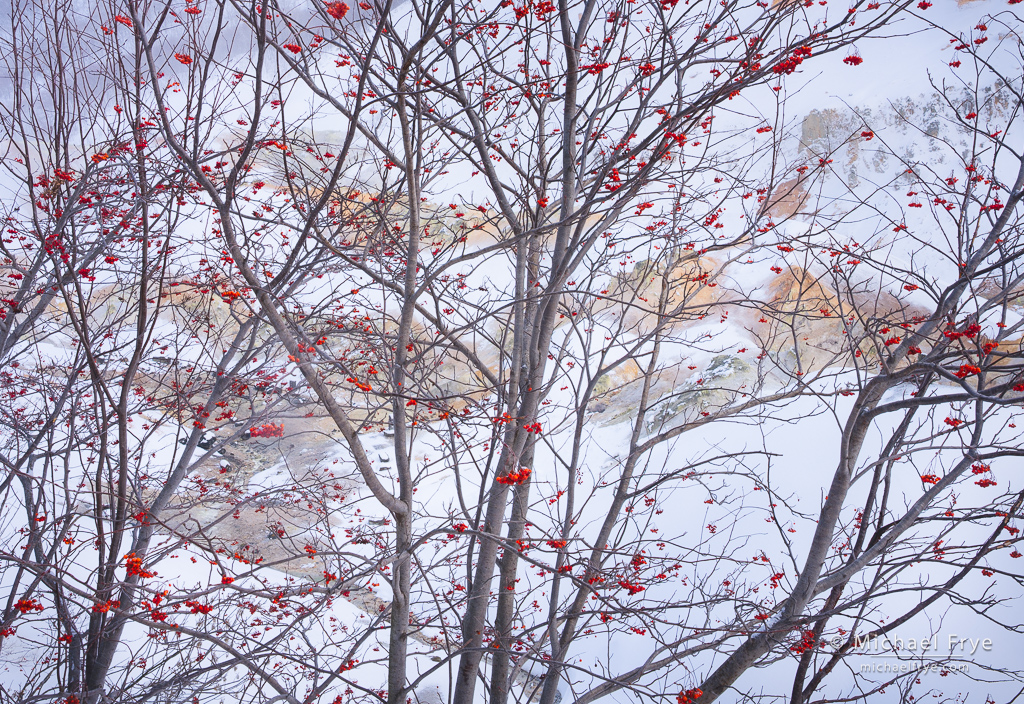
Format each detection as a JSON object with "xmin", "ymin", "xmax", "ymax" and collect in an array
[{"xmin": 2, "ymin": 0, "xmax": 1024, "ymax": 703}]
